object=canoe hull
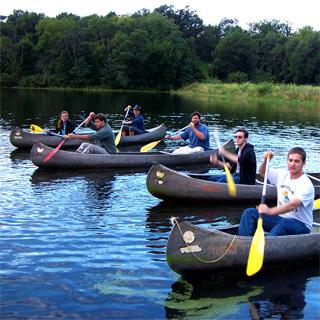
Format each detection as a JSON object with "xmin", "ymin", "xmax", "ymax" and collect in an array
[
  {"xmin": 116, "ymin": 124, "xmax": 167, "ymax": 145},
  {"xmin": 166, "ymin": 219, "xmax": 320, "ymax": 276},
  {"xmin": 147, "ymin": 163, "xmax": 320, "ymax": 202},
  {"xmin": 10, "ymin": 124, "xmax": 167, "ymax": 149},
  {"xmin": 30, "ymin": 139, "xmax": 234, "ymax": 169},
  {"xmin": 10, "ymin": 127, "xmax": 83, "ymax": 149}
]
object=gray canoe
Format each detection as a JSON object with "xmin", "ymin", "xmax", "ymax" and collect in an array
[
  {"xmin": 166, "ymin": 218, "xmax": 320, "ymax": 276},
  {"xmin": 115, "ymin": 124, "xmax": 167, "ymax": 145},
  {"xmin": 10, "ymin": 127, "xmax": 84, "ymax": 149},
  {"xmin": 146, "ymin": 163, "xmax": 320, "ymax": 202},
  {"xmin": 10, "ymin": 124, "xmax": 167, "ymax": 149},
  {"xmin": 30, "ymin": 139, "xmax": 235, "ymax": 170}
]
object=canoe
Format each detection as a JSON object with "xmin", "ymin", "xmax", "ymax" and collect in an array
[
  {"xmin": 9, "ymin": 124, "xmax": 167, "ymax": 149},
  {"xmin": 146, "ymin": 163, "xmax": 320, "ymax": 202},
  {"xmin": 115, "ymin": 124, "xmax": 167, "ymax": 145},
  {"xmin": 10, "ymin": 127, "xmax": 85, "ymax": 149},
  {"xmin": 166, "ymin": 218, "xmax": 320, "ymax": 276},
  {"xmin": 30, "ymin": 139, "xmax": 235, "ymax": 170}
]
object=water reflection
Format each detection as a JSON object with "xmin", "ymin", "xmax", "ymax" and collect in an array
[{"xmin": 165, "ymin": 264, "xmax": 320, "ymax": 319}]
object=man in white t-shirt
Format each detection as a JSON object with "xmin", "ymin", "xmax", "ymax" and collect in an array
[{"xmin": 238, "ymin": 147, "xmax": 314, "ymax": 236}]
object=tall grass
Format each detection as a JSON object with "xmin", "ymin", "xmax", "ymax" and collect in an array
[{"xmin": 176, "ymin": 81, "xmax": 320, "ymax": 104}]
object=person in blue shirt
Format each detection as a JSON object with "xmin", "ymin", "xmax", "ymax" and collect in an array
[
  {"xmin": 121, "ymin": 105, "xmax": 146, "ymax": 136},
  {"xmin": 165, "ymin": 111, "xmax": 210, "ymax": 154},
  {"xmin": 55, "ymin": 111, "xmax": 75, "ymax": 135}
]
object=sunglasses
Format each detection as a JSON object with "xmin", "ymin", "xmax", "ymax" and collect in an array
[{"xmin": 234, "ymin": 135, "xmax": 245, "ymax": 139}]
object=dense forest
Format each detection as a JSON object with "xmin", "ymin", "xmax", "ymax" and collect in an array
[{"xmin": 1, "ymin": 5, "xmax": 319, "ymax": 89}]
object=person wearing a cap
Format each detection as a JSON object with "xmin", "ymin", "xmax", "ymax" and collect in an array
[
  {"xmin": 121, "ymin": 105, "xmax": 146, "ymax": 136},
  {"xmin": 165, "ymin": 111, "xmax": 210, "ymax": 154},
  {"xmin": 66, "ymin": 112, "xmax": 117, "ymax": 154}
]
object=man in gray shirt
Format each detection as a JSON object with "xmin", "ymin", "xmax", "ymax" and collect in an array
[{"xmin": 67, "ymin": 112, "xmax": 117, "ymax": 154}]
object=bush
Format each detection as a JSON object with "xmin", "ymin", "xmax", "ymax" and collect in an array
[
  {"xmin": 225, "ymin": 72, "xmax": 248, "ymax": 83},
  {"xmin": 18, "ymin": 74, "xmax": 45, "ymax": 87},
  {"xmin": 0, "ymin": 73, "xmax": 18, "ymax": 87}
]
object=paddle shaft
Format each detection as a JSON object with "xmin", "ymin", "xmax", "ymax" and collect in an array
[
  {"xmin": 261, "ymin": 156, "xmax": 270, "ymax": 204},
  {"xmin": 115, "ymin": 106, "xmax": 131, "ymax": 146},
  {"xmin": 43, "ymin": 115, "xmax": 91, "ymax": 162}
]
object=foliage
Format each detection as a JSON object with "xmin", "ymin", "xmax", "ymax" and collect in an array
[{"xmin": 1, "ymin": 8, "xmax": 319, "ymax": 89}]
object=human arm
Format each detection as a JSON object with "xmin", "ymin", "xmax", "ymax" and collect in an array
[
  {"xmin": 210, "ymin": 153, "xmax": 231, "ymax": 169},
  {"xmin": 258, "ymin": 151, "xmax": 274, "ymax": 176},
  {"xmin": 258, "ymin": 198, "xmax": 302, "ymax": 216},
  {"xmin": 165, "ymin": 134, "xmax": 182, "ymax": 141},
  {"xmin": 66, "ymin": 133, "xmax": 90, "ymax": 141},
  {"xmin": 190, "ymin": 122, "xmax": 206, "ymax": 140}
]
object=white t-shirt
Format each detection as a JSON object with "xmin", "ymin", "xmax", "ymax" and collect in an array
[{"xmin": 268, "ymin": 168, "xmax": 315, "ymax": 230}]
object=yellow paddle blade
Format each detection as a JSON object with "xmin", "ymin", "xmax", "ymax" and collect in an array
[
  {"xmin": 140, "ymin": 140, "xmax": 161, "ymax": 152},
  {"xmin": 224, "ymin": 164, "xmax": 237, "ymax": 197},
  {"xmin": 30, "ymin": 124, "xmax": 43, "ymax": 133},
  {"xmin": 246, "ymin": 217, "xmax": 265, "ymax": 276},
  {"xmin": 313, "ymin": 198, "xmax": 320, "ymax": 210},
  {"xmin": 114, "ymin": 128, "xmax": 122, "ymax": 146}
]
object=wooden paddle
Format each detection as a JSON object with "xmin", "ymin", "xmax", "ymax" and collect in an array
[
  {"xmin": 246, "ymin": 154, "xmax": 270, "ymax": 276},
  {"xmin": 43, "ymin": 115, "xmax": 91, "ymax": 162},
  {"xmin": 115, "ymin": 105, "xmax": 131, "ymax": 146},
  {"xmin": 213, "ymin": 129, "xmax": 236, "ymax": 197},
  {"xmin": 140, "ymin": 125, "xmax": 189, "ymax": 152}
]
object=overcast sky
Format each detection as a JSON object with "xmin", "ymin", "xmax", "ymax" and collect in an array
[{"xmin": 2, "ymin": 0, "xmax": 320, "ymax": 31}]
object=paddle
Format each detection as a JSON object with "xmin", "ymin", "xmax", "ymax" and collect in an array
[
  {"xmin": 314, "ymin": 198, "xmax": 320, "ymax": 210},
  {"xmin": 246, "ymin": 154, "xmax": 270, "ymax": 276},
  {"xmin": 213, "ymin": 129, "xmax": 237, "ymax": 197},
  {"xmin": 140, "ymin": 125, "xmax": 189, "ymax": 152},
  {"xmin": 43, "ymin": 115, "xmax": 91, "ymax": 162},
  {"xmin": 30, "ymin": 124, "xmax": 44, "ymax": 133},
  {"xmin": 115, "ymin": 105, "xmax": 131, "ymax": 146}
]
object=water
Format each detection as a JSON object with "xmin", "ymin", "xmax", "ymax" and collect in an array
[{"xmin": 1, "ymin": 89, "xmax": 320, "ymax": 319}]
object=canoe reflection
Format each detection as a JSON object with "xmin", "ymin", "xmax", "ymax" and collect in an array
[{"xmin": 165, "ymin": 264, "xmax": 319, "ymax": 319}]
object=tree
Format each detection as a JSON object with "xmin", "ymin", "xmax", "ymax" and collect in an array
[{"xmin": 210, "ymin": 27, "xmax": 256, "ymax": 80}]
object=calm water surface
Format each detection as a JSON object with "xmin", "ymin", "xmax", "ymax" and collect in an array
[{"xmin": 1, "ymin": 89, "xmax": 320, "ymax": 319}]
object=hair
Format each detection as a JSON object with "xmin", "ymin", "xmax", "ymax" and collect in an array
[
  {"xmin": 191, "ymin": 111, "xmax": 201, "ymax": 119},
  {"xmin": 235, "ymin": 128, "xmax": 249, "ymax": 138},
  {"xmin": 57, "ymin": 111, "xmax": 69, "ymax": 129},
  {"xmin": 94, "ymin": 113, "xmax": 106, "ymax": 122},
  {"xmin": 288, "ymin": 147, "xmax": 306, "ymax": 162}
]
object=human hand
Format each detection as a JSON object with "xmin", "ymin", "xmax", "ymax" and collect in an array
[
  {"xmin": 257, "ymin": 203, "xmax": 270, "ymax": 215},
  {"xmin": 165, "ymin": 134, "xmax": 172, "ymax": 140},
  {"xmin": 124, "ymin": 105, "xmax": 132, "ymax": 111},
  {"xmin": 89, "ymin": 112, "xmax": 95, "ymax": 119},
  {"xmin": 210, "ymin": 154, "xmax": 218, "ymax": 165},
  {"xmin": 263, "ymin": 151, "xmax": 273, "ymax": 161}
]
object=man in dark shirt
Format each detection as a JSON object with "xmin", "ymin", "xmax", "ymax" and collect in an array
[
  {"xmin": 209, "ymin": 128, "xmax": 256, "ymax": 185},
  {"xmin": 67, "ymin": 112, "xmax": 117, "ymax": 154}
]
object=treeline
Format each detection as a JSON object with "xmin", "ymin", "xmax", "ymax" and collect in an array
[{"xmin": 1, "ymin": 6, "xmax": 319, "ymax": 89}]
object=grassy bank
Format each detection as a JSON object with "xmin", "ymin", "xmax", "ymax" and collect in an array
[{"xmin": 175, "ymin": 81, "xmax": 320, "ymax": 105}]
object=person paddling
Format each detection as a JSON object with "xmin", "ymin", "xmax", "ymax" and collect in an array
[
  {"xmin": 67, "ymin": 112, "xmax": 117, "ymax": 154},
  {"xmin": 121, "ymin": 105, "xmax": 146, "ymax": 136},
  {"xmin": 165, "ymin": 111, "xmax": 210, "ymax": 154}
]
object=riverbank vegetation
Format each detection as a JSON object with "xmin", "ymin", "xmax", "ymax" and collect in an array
[
  {"xmin": 176, "ymin": 81, "xmax": 320, "ymax": 104},
  {"xmin": 1, "ymin": 6, "xmax": 319, "ymax": 90}
]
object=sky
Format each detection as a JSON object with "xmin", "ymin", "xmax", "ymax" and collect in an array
[{"xmin": 2, "ymin": 0, "xmax": 320, "ymax": 31}]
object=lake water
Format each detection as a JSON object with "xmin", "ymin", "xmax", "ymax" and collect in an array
[{"xmin": 1, "ymin": 89, "xmax": 320, "ymax": 319}]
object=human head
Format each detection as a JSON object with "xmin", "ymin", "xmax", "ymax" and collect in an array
[
  {"xmin": 288, "ymin": 147, "xmax": 306, "ymax": 163},
  {"xmin": 234, "ymin": 128, "xmax": 248, "ymax": 147},
  {"xmin": 59, "ymin": 111, "xmax": 69, "ymax": 121},
  {"xmin": 191, "ymin": 111, "xmax": 201, "ymax": 125},
  {"xmin": 133, "ymin": 105, "xmax": 142, "ymax": 115},
  {"xmin": 94, "ymin": 113, "xmax": 106, "ymax": 128}
]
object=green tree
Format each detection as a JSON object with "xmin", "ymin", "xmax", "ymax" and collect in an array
[{"xmin": 210, "ymin": 27, "xmax": 256, "ymax": 80}]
